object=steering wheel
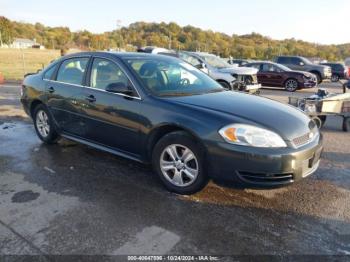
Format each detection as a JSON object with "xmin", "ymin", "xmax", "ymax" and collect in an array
[{"xmin": 179, "ymin": 78, "xmax": 190, "ymax": 86}]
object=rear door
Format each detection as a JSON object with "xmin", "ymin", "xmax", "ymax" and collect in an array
[
  {"xmin": 45, "ymin": 56, "xmax": 90, "ymax": 136},
  {"xmin": 80, "ymin": 57, "xmax": 142, "ymax": 155}
]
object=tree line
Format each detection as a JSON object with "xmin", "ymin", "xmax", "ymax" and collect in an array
[{"xmin": 1, "ymin": 16, "xmax": 349, "ymax": 61}]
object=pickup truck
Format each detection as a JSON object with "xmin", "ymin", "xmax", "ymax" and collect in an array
[{"xmin": 275, "ymin": 56, "xmax": 332, "ymax": 84}]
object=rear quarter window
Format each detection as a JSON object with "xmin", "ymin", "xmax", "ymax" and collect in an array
[{"xmin": 43, "ymin": 64, "xmax": 58, "ymax": 80}]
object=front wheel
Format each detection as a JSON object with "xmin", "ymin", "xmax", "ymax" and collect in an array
[
  {"xmin": 33, "ymin": 104, "xmax": 60, "ymax": 144},
  {"xmin": 285, "ymin": 79, "xmax": 298, "ymax": 92},
  {"xmin": 152, "ymin": 131, "xmax": 209, "ymax": 195},
  {"xmin": 331, "ymin": 74, "xmax": 340, "ymax": 82}
]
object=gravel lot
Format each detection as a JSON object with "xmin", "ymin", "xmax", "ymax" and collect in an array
[{"xmin": 0, "ymin": 83, "xmax": 349, "ymax": 259}]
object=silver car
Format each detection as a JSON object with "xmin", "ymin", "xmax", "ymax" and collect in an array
[{"xmin": 179, "ymin": 52, "xmax": 261, "ymax": 93}]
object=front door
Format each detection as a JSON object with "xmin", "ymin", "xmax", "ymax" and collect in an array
[
  {"xmin": 45, "ymin": 57, "xmax": 90, "ymax": 136},
  {"xmin": 80, "ymin": 57, "xmax": 141, "ymax": 155}
]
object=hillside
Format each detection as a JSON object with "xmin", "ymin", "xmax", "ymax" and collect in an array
[{"xmin": 1, "ymin": 16, "xmax": 350, "ymax": 60}]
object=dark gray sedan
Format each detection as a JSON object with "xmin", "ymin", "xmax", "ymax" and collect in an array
[{"xmin": 21, "ymin": 52, "xmax": 323, "ymax": 194}]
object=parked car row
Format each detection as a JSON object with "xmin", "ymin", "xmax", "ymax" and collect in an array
[
  {"xmin": 138, "ymin": 47, "xmax": 261, "ymax": 94},
  {"xmin": 139, "ymin": 47, "xmax": 350, "ymax": 93}
]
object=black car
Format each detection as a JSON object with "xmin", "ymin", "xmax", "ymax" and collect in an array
[
  {"xmin": 21, "ymin": 52, "xmax": 323, "ymax": 194},
  {"xmin": 320, "ymin": 62, "xmax": 349, "ymax": 82}
]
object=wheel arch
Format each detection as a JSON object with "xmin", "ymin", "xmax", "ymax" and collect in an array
[
  {"xmin": 146, "ymin": 124, "xmax": 207, "ymax": 161},
  {"xmin": 29, "ymin": 99, "xmax": 44, "ymax": 118}
]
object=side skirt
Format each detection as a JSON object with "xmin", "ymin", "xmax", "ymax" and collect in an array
[{"xmin": 61, "ymin": 133, "xmax": 145, "ymax": 164}]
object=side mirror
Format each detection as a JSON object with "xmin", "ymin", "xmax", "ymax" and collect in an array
[
  {"xmin": 105, "ymin": 82, "xmax": 134, "ymax": 96},
  {"xmin": 299, "ymin": 62, "xmax": 305, "ymax": 66}
]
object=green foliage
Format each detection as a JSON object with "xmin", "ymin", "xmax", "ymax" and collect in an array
[{"xmin": 1, "ymin": 16, "xmax": 349, "ymax": 61}]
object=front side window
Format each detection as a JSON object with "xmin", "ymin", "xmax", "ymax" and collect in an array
[
  {"xmin": 90, "ymin": 58, "xmax": 129, "ymax": 90},
  {"xmin": 56, "ymin": 57, "xmax": 89, "ymax": 85},
  {"xmin": 125, "ymin": 57, "xmax": 223, "ymax": 97},
  {"xmin": 277, "ymin": 57, "xmax": 290, "ymax": 64}
]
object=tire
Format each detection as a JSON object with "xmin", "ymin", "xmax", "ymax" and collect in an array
[
  {"xmin": 152, "ymin": 131, "xmax": 209, "ymax": 195},
  {"xmin": 33, "ymin": 104, "xmax": 60, "ymax": 144},
  {"xmin": 313, "ymin": 72, "xmax": 322, "ymax": 84},
  {"xmin": 318, "ymin": 116, "xmax": 327, "ymax": 127},
  {"xmin": 312, "ymin": 116, "xmax": 323, "ymax": 129},
  {"xmin": 284, "ymin": 78, "xmax": 298, "ymax": 92},
  {"xmin": 343, "ymin": 117, "xmax": 350, "ymax": 132},
  {"xmin": 218, "ymin": 81, "xmax": 231, "ymax": 90},
  {"xmin": 331, "ymin": 74, "xmax": 340, "ymax": 82}
]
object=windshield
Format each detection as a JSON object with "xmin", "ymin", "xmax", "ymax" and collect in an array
[
  {"xmin": 275, "ymin": 63, "xmax": 292, "ymax": 72},
  {"xmin": 199, "ymin": 54, "xmax": 231, "ymax": 69},
  {"xmin": 125, "ymin": 57, "xmax": 224, "ymax": 97}
]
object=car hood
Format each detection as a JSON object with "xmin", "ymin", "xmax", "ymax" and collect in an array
[
  {"xmin": 217, "ymin": 66, "xmax": 258, "ymax": 75},
  {"xmin": 166, "ymin": 91, "xmax": 312, "ymax": 141}
]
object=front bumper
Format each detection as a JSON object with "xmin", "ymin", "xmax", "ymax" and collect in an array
[
  {"xmin": 323, "ymin": 72, "xmax": 332, "ymax": 79},
  {"xmin": 301, "ymin": 80, "xmax": 317, "ymax": 88},
  {"xmin": 206, "ymin": 134, "xmax": 323, "ymax": 187}
]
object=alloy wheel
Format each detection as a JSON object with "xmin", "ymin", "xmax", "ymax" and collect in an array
[
  {"xmin": 160, "ymin": 144, "xmax": 199, "ymax": 187},
  {"xmin": 285, "ymin": 79, "xmax": 298, "ymax": 92},
  {"xmin": 36, "ymin": 110, "xmax": 50, "ymax": 138}
]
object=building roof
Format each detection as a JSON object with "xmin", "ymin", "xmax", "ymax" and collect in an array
[{"xmin": 13, "ymin": 38, "xmax": 37, "ymax": 44}]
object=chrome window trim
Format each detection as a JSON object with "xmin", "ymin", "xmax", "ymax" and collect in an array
[{"xmin": 43, "ymin": 79, "xmax": 142, "ymax": 101}]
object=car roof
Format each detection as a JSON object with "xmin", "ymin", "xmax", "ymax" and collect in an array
[{"xmin": 61, "ymin": 51, "xmax": 180, "ymax": 61}]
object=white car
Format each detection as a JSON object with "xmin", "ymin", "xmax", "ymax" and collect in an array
[{"xmin": 178, "ymin": 52, "xmax": 261, "ymax": 93}]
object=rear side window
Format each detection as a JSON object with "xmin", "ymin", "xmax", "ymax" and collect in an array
[
  {"xmin": 56, "ymin": 57, "xmax": 89, "ymax": 85},
  {"xmin": 43, "ymin": 64, "xmax": 58, "ymax": 80}
]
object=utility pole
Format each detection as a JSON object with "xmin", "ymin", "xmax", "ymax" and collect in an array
[
  {"xmin": 116, "ymin": 19, "xmax": 123, "ymax": 50},
  {"xmin": 168, "ymin": 34, "xmax": 172, "ymax": 50}
]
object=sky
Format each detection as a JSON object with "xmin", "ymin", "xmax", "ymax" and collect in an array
[{"xmin": 1, "ymin": 0, "xmax": 349, "ymax": 45}]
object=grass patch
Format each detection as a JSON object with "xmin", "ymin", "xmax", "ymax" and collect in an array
[{"xmin": 0, "ymin": 49, "xmax": 60, "ymax": 80}]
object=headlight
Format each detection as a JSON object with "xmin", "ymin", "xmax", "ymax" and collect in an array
[{"xmin": 219, "ymin": 124, "xmax": 287, "ymax": 148}]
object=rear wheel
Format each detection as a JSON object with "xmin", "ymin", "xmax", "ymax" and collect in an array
[
  {"xmin": 284, "ymin": 79, "xmax": 298, "ymax": 92},
  {"xmin": 152, "ymin": 131, "xmax": 209, "ymax": 195},
  {"xmin": 313, "ymin": 72, "xmax": 322, "ymax": 84},
  {"xmin": 33, "ymin": 104, "xmax": 60, "ymax": 144}
]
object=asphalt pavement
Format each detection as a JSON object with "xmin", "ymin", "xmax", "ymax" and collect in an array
[{"xmin": 0, "ymin": 83, "xmax": 349, "ymax": 260}]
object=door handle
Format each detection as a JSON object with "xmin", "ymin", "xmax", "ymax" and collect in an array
[
  {"xmin": 85, "ymin": 94, "xmax": 96, "ymax": 103},
  {"xmin": 48, "ymin": 87, "xmax": 55, "ymax": 93}
]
